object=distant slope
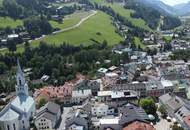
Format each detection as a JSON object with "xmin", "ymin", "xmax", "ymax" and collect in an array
[
  {"xmin": 173, "ymin": 1, "xmax": 190, "ymax": 16},
  {"xmin": 109, "ymin": 4, "xmax": 151, "ymax": 31},
  {"xmin": 90, "ymin": 0, "xmax": 151, "ymax": 31},
  {"xmin": 124, "ymin": 0, "xmax": 181, "ymax": 30},
  {"xmin": 144, "ymin": 0, "xmax": 177, "ymax": 15}
]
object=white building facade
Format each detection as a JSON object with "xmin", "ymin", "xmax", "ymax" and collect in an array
[
  {"xmin": 34, "ymin": 102, "xmax": 61, "ymax": 130},
  {"xmin": 35, "ymin": 117, "xmax": 53, "ymax": 130},
  {"xmin": 0, "ymin": 60, "xmax": 35, "ymax": 130}
]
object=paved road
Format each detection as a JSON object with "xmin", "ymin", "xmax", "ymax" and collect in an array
[{"xmin": 57, "ymin": 107, "xmax": 72, "ymax": 130}]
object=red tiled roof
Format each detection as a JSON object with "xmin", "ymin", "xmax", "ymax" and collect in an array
[
  {"xmin": 184, "ymin": 115, "xmax": 190, "ymax": 128},
  {"xmin": 123, "ymin": 121, "xmax": 155, "ymax": 130},
  {"xmin": 33, "ymin": 73, "xmax": 86, "ymax": 102}
]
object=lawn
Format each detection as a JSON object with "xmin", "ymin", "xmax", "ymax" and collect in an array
[
  {"xmin": 0, "ymin": 17, "xmax": 23, "ymax": 28},
  {"xmin": 50, "ymin": 10, "xmax": 93, "ymax": 29},
  {"xmin": 32, "ymin": 11, "xmax": 123, "ymax": 47}
]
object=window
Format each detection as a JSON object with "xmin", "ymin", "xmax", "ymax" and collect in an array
[
  {"xmin": 7, "ymin": 125, "xmax": 10, "ymax": 130},
  {"xmin": 13, "ymin": 124, "xmax": 16, "ymax": 130},
  {"xmin": 19, "ymin": 78, "xmax": 22, "ymax": 86}
]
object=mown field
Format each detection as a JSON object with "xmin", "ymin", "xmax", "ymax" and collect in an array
[
  {"xmin": 32, "ymin": 11, "xmax": 123, "ymax": 47},
  {"xmin": 0, "ymin": 17, "xmax": 23, "ymax": 28},
  {"xmin": 50, "ymin": 10, "xmax": 93, "ymax": 29}
]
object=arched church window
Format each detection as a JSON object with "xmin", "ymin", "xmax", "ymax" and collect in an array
[
  {"xmin": 7, "ymin": 125, "xmax": 10, "ymax": 130},
  {"xmin": 19, "ymin": 78, "xmax": 22, "ymax": 86},
  {"xmin": 13, "ymin": 123, "xmax": 16, "ymax": 130}
]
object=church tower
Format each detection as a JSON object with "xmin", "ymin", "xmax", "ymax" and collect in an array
[{"xmin": 15, "ymin": 59, "xmax": 29, "ymax": 96}]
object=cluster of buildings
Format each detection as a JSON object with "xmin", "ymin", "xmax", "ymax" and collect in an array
[
  {"xmin": 0, "ymin": 27, "xmax": 31, "ymax": 48},
  {"xmin": 2, "ymin": 29, "xmax": 190, "ymax": 130},
  {"xmin": 1, "ymin": 43, "xmax": 190, "ymax": 130},
  {"xmin": 31, "ymin": 46, "xmax": 190, "ymax": 129}
]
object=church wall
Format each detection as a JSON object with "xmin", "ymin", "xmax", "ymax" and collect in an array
[
  {"xmin": 0, "ymin": 118, "xmax": 19, "ymax": 130},
  {"xmin": 19, "ymin": 119, "xmax": 30, "ymax": 130}
]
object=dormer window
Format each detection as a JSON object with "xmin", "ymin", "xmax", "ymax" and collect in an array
[{"xmin": 19, "ymin": 77, "xmax": 22, "ymax": 86}]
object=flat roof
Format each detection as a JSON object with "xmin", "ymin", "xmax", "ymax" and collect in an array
[
  {"xmin": 99, "ymin": 118, "xmax": 119, "ymax": 125},
  {"xmin": 161, "ymin": 80, "xmax": 173, "ymax": 87},
  {"xmin": 98, "ymin": 91, "xmax": 112, "ymax": 97},
  {"xmin": 105, "ymin": 73, "xmax": 118, "ymax": 77}
]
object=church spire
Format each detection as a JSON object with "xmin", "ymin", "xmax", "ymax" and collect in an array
[
  {"xmin": 17, "ymin": 59, "xmax": 23, "ymax": 75},
  {"xmin": 15, "ymin": 59, "xmax": 28, "ymax": 96}
]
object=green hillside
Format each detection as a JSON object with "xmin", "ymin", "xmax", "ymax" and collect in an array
[
  {"xmin": 0, "ymin": 17, "xmax": 23, "ymax": 28},
  {"xmin": 90, "ymin": 0, "xmax": 151, "ymax": 31},
  {"xmin": 32, "ymin": 11, "xmax": 123, "ymax": 47},
  {"xmin": 50, "ymin": 11, "xmax": 93, "ymax": 29},
  {"xmin": 109, "ymin": 4, "xmax": 151, "ymax": 31}
]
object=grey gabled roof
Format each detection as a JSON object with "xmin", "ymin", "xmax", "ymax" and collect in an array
[
  {"xmin": 66, "ymin": 116, "xmax": 88, "ymax": 129},
  {"xmin": 45, "ymin": 102, "xmax": 60, "ymax": 114},
  {"xmin": 159, "ymin": 93, "xmax": 185, "ymax": 112},
  {"xmin": 38, "ymin": 112, "xmax": 57, "ymax": 122},
  {"xmin": 119, "ymin": 103, "xmax": 149, "ymax": 126},
  {"xmin": 36, "ymin": 102, "xmax": 60, "ymax": 121},
  {"xmin": 37, "ymin": 102, "xmax": 60, "ymax": 115}
]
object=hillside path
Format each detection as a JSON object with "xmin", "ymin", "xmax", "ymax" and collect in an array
[{"xmin": 53, "ymin": 10, "xmax": 97, "ymax": 34}]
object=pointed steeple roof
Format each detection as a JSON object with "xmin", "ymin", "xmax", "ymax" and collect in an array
[{"xmin": 17, "ymin": 59, "xmax": 24, "ymax": 76}]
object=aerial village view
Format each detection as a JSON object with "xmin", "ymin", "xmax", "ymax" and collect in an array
[{"xmin": 1, "ymin": 0, "xmax": 190, "ymax": 130}]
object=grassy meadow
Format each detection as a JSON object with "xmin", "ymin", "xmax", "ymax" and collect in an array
[
  {"xmin": 32, "ymin": 11, "xmax": 123, "ymax": 47},
  {"xmin": 0, "ymin": 17, "xmax": 23, "ymax": 29}
]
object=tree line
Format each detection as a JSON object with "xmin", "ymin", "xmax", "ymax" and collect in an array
[{"xmin": 0, "ymin": 41, "xmax": 130, "ymax": 93}]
